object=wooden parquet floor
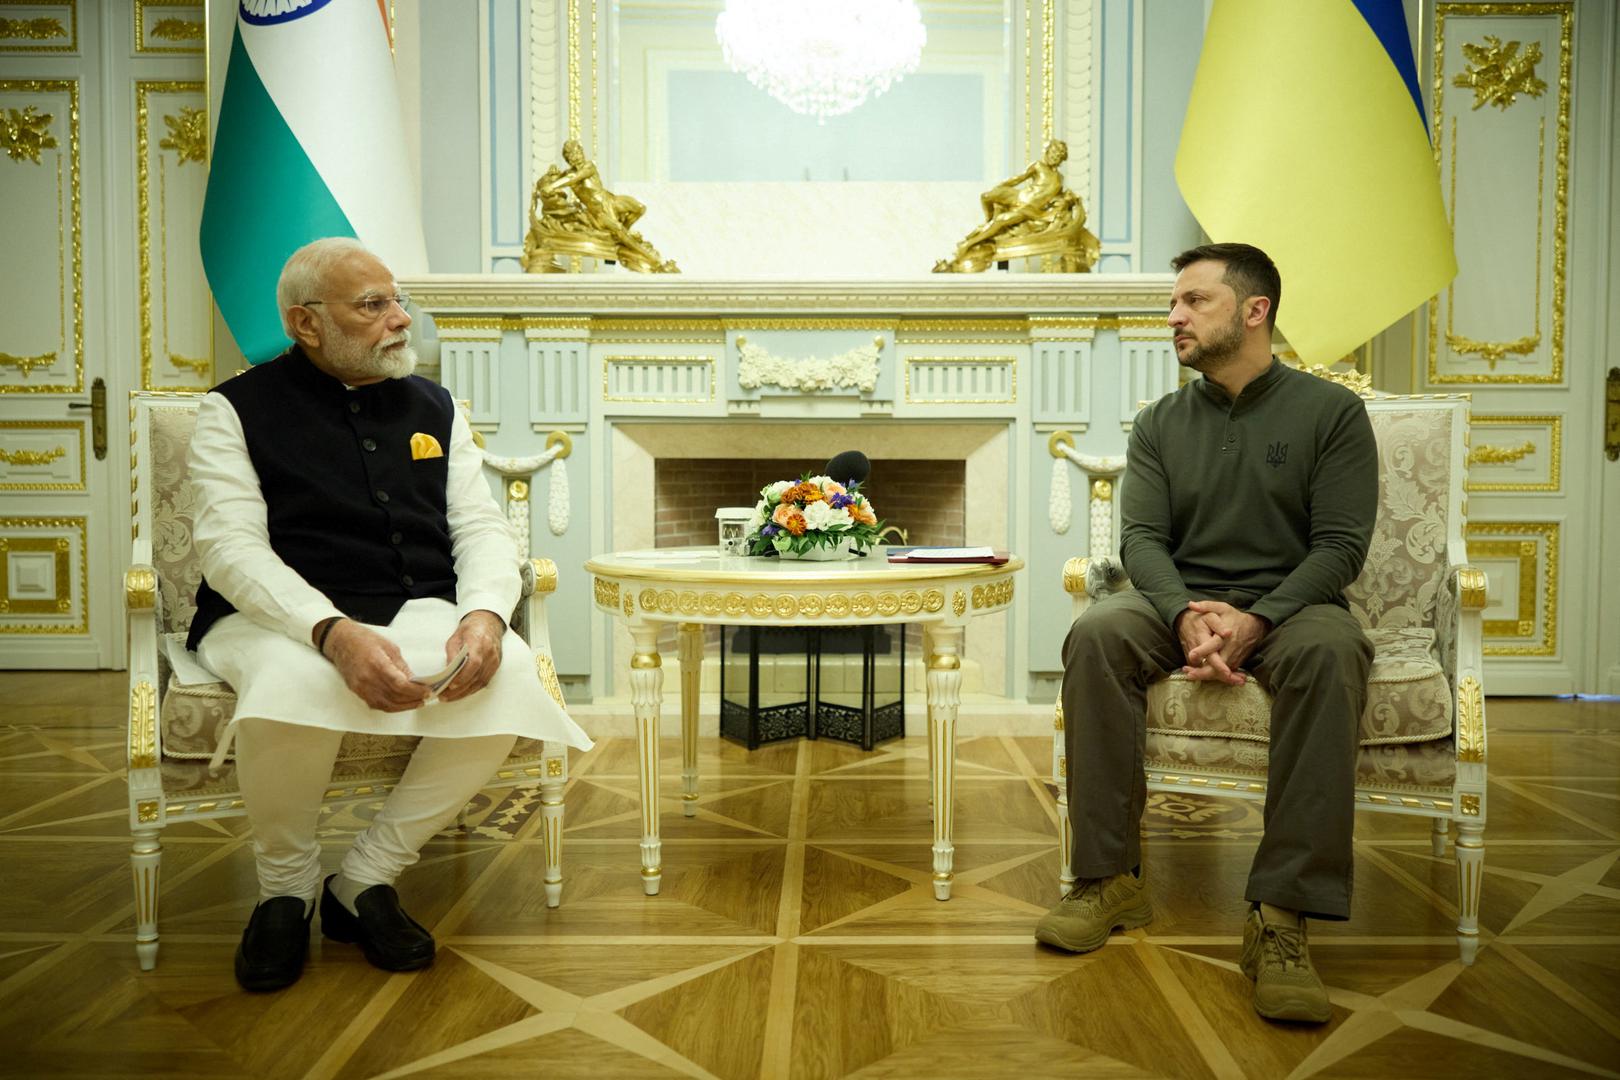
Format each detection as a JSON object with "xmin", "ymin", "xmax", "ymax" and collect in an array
[{"xmin": 2, "ymin": 672, "xmax": 1618, "ymax": 1079}]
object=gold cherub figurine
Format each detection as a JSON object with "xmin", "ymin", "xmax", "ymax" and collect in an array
[
  {"xmin": 933, "ymin": 139, "xmax": 1100, "ymax": 274},
  {"xmin": 521, "ymin": 140, "xmax": 679, "ymax": 274}
]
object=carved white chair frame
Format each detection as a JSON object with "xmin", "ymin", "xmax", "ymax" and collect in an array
[
  {"xmin": 1051, "ymin": 392, "xmax": 1489, "ymax": 963},
  {"xmin": 124, "ymin": 391, "xmax": 571, "ymax": 971}
]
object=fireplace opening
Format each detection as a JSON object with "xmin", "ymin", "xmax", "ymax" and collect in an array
[{"xmin": 652, "ymin": 458, "xmax": 967, "ymax": 549}]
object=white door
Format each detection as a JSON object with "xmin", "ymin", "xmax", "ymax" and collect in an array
[
  {"xmin": 1421, "ymin": 0, "xmax": 1616, "ymax": 694},
  {"xmin": 0, "ymin": 3, "xmax": 207, "ymax": 669}
]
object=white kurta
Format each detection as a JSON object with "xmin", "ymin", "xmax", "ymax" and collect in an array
[{"xmin": 188, "ymin": 389, "xmax": 592, "ymax": 753}]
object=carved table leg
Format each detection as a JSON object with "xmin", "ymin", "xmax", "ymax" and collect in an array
[
  {"xmin": 630, "ymin": 624, "xmax": 664, "ymax": 896},
  {"xmin": 679, "ymin": 622, "xmax": 702, "ymax": 818},
  {"xmin": 925, "ymin": 623, "xmax": 964, "ymax": 901}
]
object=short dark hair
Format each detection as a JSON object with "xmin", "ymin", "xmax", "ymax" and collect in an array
[{"xmin": 1170, "ymin": 242, "xmax": 1281, "ymax": 329}]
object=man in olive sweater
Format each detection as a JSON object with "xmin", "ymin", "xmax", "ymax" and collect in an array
[{"xmin": 1034, "ymin": 243, "xmax": 1377, "ymax": 1024}]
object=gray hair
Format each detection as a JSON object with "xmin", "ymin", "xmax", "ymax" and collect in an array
[{"xmin": 276, "ymin": 236, "xmax": 373, "ymax": 334}]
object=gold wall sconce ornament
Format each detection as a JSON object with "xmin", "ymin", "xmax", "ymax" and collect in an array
[
  {"xmin": 932, "ymin": 140, "xmax": 1100, "ymax": 274},
  {"xmin": 521, "ymin": 140, "xmax": 679, "ymax": 275}
]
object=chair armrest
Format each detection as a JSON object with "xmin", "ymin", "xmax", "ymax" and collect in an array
[
  {"xmin": 515, "ymin": 558, "xmax": 559, "ymax": 653},
  {"xmin": 125, "ymin": 565, "xmax": 165, "ymax": 824},
  {"xmin": 1061, "ymin": 556, "xmax": 1131, "ymax": 621},
  {"xmin": 1446, "ymin": 565, "xmax": 1488, "ymax": 763}
]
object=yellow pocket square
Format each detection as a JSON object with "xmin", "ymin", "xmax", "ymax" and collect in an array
[{"xmin": 409, "ymin": 432, "xmax": 444, "ymax": 460}]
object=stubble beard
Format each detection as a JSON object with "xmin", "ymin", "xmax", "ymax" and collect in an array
[{"xmin": 1175, "ymin": 311, "xmax": 1245, "ymax": 375}]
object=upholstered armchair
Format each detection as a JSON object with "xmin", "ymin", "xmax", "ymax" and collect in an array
[
  {"xmin": 124, "ymin": 391, "xmax": 573, "ymax": 970},
  {"xmin": 1053, "ymin": 391, "xmax": 1489, "ymax": 963}
]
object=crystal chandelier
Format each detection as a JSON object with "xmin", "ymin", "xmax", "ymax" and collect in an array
[{"xmin": 715, "ymin": 0, "xmax": 927, "ymax": 123}]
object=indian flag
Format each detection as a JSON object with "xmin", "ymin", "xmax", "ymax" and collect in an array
[{"xmin": 200, "ymin": 0, "xmax": 428, "ymax": 363}]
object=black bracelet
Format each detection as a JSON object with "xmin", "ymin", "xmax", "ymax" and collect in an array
[{"xmin": 315, "ymin": 617, "xmax": 343, "ymax": 655}]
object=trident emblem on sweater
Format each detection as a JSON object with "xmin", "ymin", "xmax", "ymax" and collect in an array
[{"xmin": 1266, "ymin": 441, "xmax": 1289, "ymax": 468}]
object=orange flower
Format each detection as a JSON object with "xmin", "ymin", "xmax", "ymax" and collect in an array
[
  {"xmin": 772, "ymin": 503, "xmax": 796, "ymax": 527},
  {"xmin": 782, "ymin": 511, "xmax": 807, "ymax": 536},
  {"xmin": 821, "ymin": 480, "xmax": 847, "ymax": 497},
  {"xmin": 852, "ymin": 503, "xmax": 877, "ymax": 526},
  {"xmin": 783, "ymin": 481, "xmax": 823, "ymax": 506}
]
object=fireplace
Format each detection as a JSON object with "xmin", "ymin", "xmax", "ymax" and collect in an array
[
  {"xmin": 605, "ymin": 421, "xmax": 1010, "ymax": 708},
  {"xmin": 653, "ymin": 458, "xmax": 966, "ymax": 549}
]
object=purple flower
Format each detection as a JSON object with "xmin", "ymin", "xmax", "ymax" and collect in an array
[
  {"xmin": 829, "ymin": 492, "xmax": 854, "ymax": 510},
  {"xmin": 761, "ymin": 524, "xmax": 780, "ymax": 537}
]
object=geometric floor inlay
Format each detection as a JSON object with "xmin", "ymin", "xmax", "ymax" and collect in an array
[{"xmin": 2, "ymin": 674, "xmax": 1618, "ymax": 1078}]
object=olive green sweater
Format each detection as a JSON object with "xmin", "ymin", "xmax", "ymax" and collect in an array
[{"xmin": 1119, "ymin": 359, "xmax": 1378, "ymax": 629}]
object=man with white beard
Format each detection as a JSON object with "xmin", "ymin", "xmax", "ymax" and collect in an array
[{"xmin": 186, "ymin": 237, "xmax": 591, "ymax": 992}]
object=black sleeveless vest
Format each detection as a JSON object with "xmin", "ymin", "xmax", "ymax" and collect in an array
[{"xmin": 187, "ymin": 347, "xmax": 459, "ymax": 650}]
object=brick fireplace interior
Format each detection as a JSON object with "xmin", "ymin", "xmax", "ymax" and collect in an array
[{"xmin": 652, "ymin": 459, "xmax": 968, "ymax": 549}]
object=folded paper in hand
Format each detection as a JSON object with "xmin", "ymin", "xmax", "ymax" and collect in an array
[{"xmin": 414, "ymin": 647, "xmax": 469, "ymax": 698}]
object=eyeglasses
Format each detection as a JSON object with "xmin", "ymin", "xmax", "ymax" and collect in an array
[{"xmin": 301, "ymin": 293, "xmax": 411, "ymax": 320}]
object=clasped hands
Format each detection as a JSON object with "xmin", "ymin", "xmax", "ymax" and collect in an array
[
  {"xmin": 317, "ymin": 610, "xmax": 505, "ymax": 711},
  {"xmin": 1175, "ymin": 600, "xmax": 1269, "ymax": 686}
]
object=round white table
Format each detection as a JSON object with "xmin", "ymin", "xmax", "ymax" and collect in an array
[{"xmin": 584, "ymin": 546, "xmax": 1024, "ymax": 899}]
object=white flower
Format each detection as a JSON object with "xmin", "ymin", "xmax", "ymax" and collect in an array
[
  {"xmin": 806, "ymin": 474, "xmax": 834, "ymax": 488},
  {"xmin": 746, "ymin": 504, "xmax": 769, "ymax": 536},
  {"xmin": 762, "ymin": 481, "xmax": 791, "ymax": 502},
  {"xmin": 802, "ymin": 500, "xmax": 852, "ymax": 532}
]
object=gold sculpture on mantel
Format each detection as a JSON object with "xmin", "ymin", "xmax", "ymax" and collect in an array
[
  {"xmin": 522, "ymin": 140, "xmax": 679, "ymax": 274},
  {"xmin": 933, "ymin": 139, "xmax": 1101, "ymax": 274}
]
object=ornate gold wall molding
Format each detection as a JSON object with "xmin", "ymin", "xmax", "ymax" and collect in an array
[
  {"xmin": 1455, "ymin": 34, "xmax": 1546, "ymax": 110},
  {"xmin": 0, "ymin": 16, "xmax": 64, "ymax": 40},
  {"xmin": 0, "ymin": 103, "xmax": 55, "ymax": 162},
  {"xmin": 0, "ymin": 351, "xmax": 56, "ymax": 376},
  {"xmin": 0, "ymin": 1, "xmax": 74, "ymax": 53},
  {"xmin": 0, "ymin": 445, "xmax": 64, "ymax": 466},
  {"xmin": 1429, "ymin": 3, "xmax": 1571, "ymax": 385},
  {"xmin": 1465, "ymin": 414, "xmax": 1561, "ymax": 492},
  {"xmin": 0, "ymin": 515, "xmax": 86, "ymax": 632},
  {"xmin": 134, "ymin": 0, "xmax": 204, "ymax": 54},
  {"xmin": 1467, "ymin": 440, "xmax": 1535, "ymax": 465},
  {"xmin": 1465, "ymin": 520, "xmax": 1558, "ymax": 656},
  {"xmin": 137, "ymin": 81, "xmax": 209, "ymax": 391},
  {"xmin": 0, "ymin": 78, "xmax": 80, "ymax": 394}
]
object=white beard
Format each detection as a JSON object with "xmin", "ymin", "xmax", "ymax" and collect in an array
[{"xmin": 323, "ymin": 324, "xmax": 418, "ymax": 381}]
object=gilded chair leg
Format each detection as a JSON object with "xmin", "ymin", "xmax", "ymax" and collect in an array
[
  {"xmin": 1431, "ymin": 817, "xmax": 1449, "ymax": 858},
  {"xmin": 541, "ymin": 761, "xmax": 565, "ymax": 909},
  {"xmin": 131, "ymin": 829, "xmax": 162, "ymax": 971},
  {"xmin": 1456, "ymin": 820, "xmax": 1484, "ymax": 965},
  {"xmin": 1056, "ymin": 785, "xmax": 1075, "ymax": 899}
]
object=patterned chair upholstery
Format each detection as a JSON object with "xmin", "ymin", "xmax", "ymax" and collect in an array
[
  {"xmin": 1054, "ymin": 391, "xmax": 1489, "ymax": 963},
  {"xmin": 124, "ymin": 392, "xmax": 573, "ymax": 970}
]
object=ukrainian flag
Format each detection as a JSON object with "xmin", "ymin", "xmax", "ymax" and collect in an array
[
  {"xmin": 200, "ymin": 0, "xmax": 428, "ymax": 363},
  {"xmin": 1175, "ymin": 0, "xmax": 1456, "ymax": 364}
]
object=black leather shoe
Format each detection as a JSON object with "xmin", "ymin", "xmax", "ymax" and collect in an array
[
  {"xmin": 319, "ymin": 875, "xmax": 435, "ymax": 972},
  {"xmin": 234, "ymin": 895, "xmax": 312, "ymax": 992}
]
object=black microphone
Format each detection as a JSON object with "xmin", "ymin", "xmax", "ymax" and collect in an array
[{"xmin": 823, "ymin": 450, "xmax": 870, "ymax": 487}]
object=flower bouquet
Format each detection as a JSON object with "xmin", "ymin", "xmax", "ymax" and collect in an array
[{"xmin": 744, "ymin": 475, "xmax": 882, "ymax": 560}]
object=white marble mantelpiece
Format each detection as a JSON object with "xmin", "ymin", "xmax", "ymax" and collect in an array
[
  {"xmin": 403, "ymin": 273, "xmax": 1174, "ymax": 317},
  {"xmin": 405, "ymin": 272, "xmax": 1178, "ymax": 722}
]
